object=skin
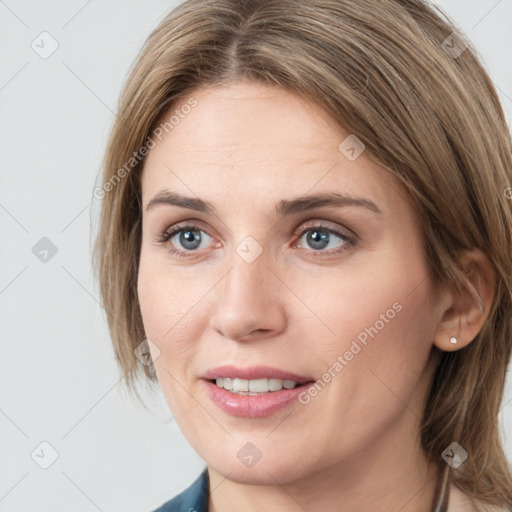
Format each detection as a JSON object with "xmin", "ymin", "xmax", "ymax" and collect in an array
[{"xmin": 137, "ymin": 80, "xmax": 495, "ymax": 512}]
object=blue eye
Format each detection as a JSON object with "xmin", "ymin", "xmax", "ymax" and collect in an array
[
  {"xmin": 156, "ymin": 222, "xmax": 356, "ymax": 258},
  {"xmin": 295, "ymin": 226, "xmax": 353, "ymax": 252},
  {"xmin": 157, "ymin": 225, "xmax": 213, "ymax": 257}
]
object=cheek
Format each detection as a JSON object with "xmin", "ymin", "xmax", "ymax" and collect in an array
[
  {"xmin": 137, "ymin": 256, "xmax": 208, "ymax": 370},
  {"xmin": 301, "ymin": 242, "xmax": 436, "ymax": 390},
  {"xmin": 137, "ymin": 258, "xmax": 210, "ymax": 421},
  {"xmin": 306, "ymin": 258, "xmax": 437, "ymax": 433},
  {"xmin": 297, "ymin": 254, "xmax": 428, "ymax": 355}
]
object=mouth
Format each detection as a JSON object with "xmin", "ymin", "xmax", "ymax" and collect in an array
[
  {"xmin": 209, "ymin": 377, "xmax": 310, "ymax": 395},
  {"xmin": 201, "ymin": 365, "xmax": 316, "ymax": 417}
]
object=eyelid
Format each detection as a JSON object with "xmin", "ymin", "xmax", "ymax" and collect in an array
[
  {"xmin": 157, "ymin": 219, "xmax": 353, "ymax": 243},
  {"xmin": 156, "ymin": 219, "xmax": 215, "ymax": 244},
  {"xmin": 292, "ymin": 219, "xmax": 355, "ymax": 240},
  {"xmin": 159, "ymin": 217, "xmax": 212, "ymax": 235},
  {"xmin": 155, "ymin": 218, "xmax": 357, "ymax": 257}
]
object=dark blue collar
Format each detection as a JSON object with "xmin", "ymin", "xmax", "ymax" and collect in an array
[{"xmin": 152, "ymin": 467, "xmax": 209, "ymax": 512}]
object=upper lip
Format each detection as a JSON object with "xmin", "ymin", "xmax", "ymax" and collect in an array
[{"xmin": 202, "ymin": 365, "xmax": 314, "ymax": 383}]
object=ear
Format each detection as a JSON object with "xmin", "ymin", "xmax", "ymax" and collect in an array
[{"xmin": 433, "ymin": 248, "xmax": 496, "ymax": 352}]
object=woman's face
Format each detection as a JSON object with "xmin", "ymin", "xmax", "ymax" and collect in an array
[{"xmin": 138, "ymin": 80, "xmax": 444, "ymax": 485}]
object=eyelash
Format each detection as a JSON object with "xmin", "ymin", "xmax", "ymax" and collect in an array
[{"xmin": 155, "ymin": 221, "xmax": 357, "ymax": 259}]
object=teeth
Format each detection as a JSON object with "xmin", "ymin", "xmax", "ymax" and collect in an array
[
  {"xmin": 269, "ymin": 378, "xmax": 282, "ymax": 391},
  {"xmin": 232, "ymin": 378, "xmax": 249, "ymax": 392},
  {"xmin": 248, "ymin": 378, "xmax": 268, "ymax": 392},
  {"xmin": 214, "ymin": 377, "xmax": 300, "ymax": 394},
  {"xmin": 283, "ymin": 380, "xmax": 296, "ymax": 389}
]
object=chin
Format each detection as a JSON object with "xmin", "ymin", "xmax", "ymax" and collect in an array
[{"xmin": 207, "ymin": 454, "xmax": 312, "ymax": 485}]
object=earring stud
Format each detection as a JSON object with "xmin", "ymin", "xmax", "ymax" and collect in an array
[{"xmin": 449, "ymin": 336, "xmax": 457, "ymax": 345}]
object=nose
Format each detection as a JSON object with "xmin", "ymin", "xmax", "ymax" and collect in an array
[{"xmin": 209, "ymin": 246, "xmax": 287, "ymax": 342}]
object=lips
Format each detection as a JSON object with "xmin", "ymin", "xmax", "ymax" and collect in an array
[
  {"xmin": 201, "ymin": 365, "xmax": 316, "ymax": 417},
  {"xmin": 201, "ymin": 364, "xmax": 313, "ymax": 382}
]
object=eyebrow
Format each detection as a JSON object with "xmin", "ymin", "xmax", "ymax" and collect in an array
[{"xmin": 146, "ymin": 190, "xmax": 383, "ymax": 216}]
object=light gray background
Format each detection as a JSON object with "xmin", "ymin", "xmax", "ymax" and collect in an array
[{"xmin": 1, "ymin": 1, "xmax": 511, "ymax": 511}]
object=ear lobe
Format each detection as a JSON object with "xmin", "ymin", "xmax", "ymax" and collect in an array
[{"xmin": 432, "ymin": 248, "xmax": 495, "ymax": 352}]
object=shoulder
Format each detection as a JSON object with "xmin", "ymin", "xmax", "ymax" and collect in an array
[
  {"xmin": 150, "ymin": 468, "xmax": 209, "ymax": 512},
  {"xmin": 448, "ymin": 484, "xmax": 511, "ymax": 512}
]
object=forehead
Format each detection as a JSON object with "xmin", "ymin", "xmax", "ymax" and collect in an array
[{"xmin": 141, "ymin": 81, "xmax": 406, "ymax": 215}]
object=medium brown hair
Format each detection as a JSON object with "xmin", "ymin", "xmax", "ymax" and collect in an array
[{"xmin": 93, "ymin": 0, "xmax": 512, "ymax": 507}]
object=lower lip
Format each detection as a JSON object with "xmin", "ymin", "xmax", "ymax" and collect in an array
[{"xmin": 203, "ymin": 380, "xmax": 314, "ymax": 418}]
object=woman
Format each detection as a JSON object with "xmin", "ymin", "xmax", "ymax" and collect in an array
[{"xmin": 93, "ymin": 0, "xmax": 512, "ymax": 510}]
